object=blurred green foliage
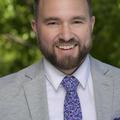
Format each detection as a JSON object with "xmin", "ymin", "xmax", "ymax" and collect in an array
[
  {"xmin": 0, "ymin": 0, "xmax": 41, "ymax": 76},
  {"xmin": 92, "ymin": 0, "xmax": 120, "ymax": 67},
  {"xmin": 0, "ymin": 0, "xmax": 120, "ymax": 77}
]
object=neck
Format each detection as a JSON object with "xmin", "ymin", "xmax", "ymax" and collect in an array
[{"xmin": 60, "ymin": 67, "xmax": 78, "ymax": 75}]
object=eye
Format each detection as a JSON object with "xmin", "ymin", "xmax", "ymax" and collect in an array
[
  {"xmin": 47, "ymin": 21, "xmax": 58, "ymax": 25},
  {"xmin": 72, "ymin": 20, "xmax": 83, "ymax": 24}
]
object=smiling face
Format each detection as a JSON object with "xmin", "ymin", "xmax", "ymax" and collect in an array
[{"xmin": 32, "ymin": 0, "xmax": 95, "ymax": 74}]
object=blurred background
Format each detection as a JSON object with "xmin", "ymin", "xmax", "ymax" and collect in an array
[{"xmin": 0, "ymin": 0, "xmax": 120, "ymax": 77}]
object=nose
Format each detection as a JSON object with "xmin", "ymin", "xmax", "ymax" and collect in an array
[{"xmin": 60, "ymin": 23, "xmax": 72, "ymax": 41}]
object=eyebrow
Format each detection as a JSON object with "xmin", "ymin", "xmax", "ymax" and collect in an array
[
  {"xmin": 43, "ymin": 17, "xmax": 60, "ymax": 22},
  {"xmin": 72, "ymin": 16, "xmax": 87, "ymax": 21},
  {"xmin": 43, "ymin": 16, "xmax": 88, "ymax": 22}
]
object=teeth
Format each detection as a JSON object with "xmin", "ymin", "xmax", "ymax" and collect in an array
[{"xmin": 58, "ymin": 45, "xmax": 75, "ymax": 50}]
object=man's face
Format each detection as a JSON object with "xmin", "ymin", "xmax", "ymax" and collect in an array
[{"xmin": 32, "ymin": 0, "xmax": 95, "ymax": 73}]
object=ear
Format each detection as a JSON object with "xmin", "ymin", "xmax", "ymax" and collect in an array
[
  {"xmin": 31, "ymin": 19, "xmax": 37, "ymax": 33},
  {"xmin": 91, "ymin": 16, "xmax": 95, "ymax": 32}
]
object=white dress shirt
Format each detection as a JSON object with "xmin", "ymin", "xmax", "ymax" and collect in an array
[{"xmin": 43, "ymin": 55, "xmax": 97, "ymax": 120}]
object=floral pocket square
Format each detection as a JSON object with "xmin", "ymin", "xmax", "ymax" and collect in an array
[{"xmin": 114, "ymin": 117, "xmax": 120, "ymax": 120}]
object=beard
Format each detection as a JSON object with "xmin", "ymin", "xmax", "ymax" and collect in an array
[{"xmin": 38, "ymin": 37, "xmax": 92, "ymax": 71}]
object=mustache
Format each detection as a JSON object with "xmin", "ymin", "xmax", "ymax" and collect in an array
[{"xmin": 55, "ymin": 38, "xmax": 79, "ymax": 46}]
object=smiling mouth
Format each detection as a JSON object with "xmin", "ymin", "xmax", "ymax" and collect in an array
[{"xmin": 56, "ymin": 44, "xmax": 78, "ymax": 50}]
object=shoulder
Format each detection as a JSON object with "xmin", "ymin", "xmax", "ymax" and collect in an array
[
  {"xmin": 90, "ymin": 56, "xmax": 120, "ymax": 77},
  {"xmin": 0, "ymin": 59, "xmax": 44, "ymax": 90}
]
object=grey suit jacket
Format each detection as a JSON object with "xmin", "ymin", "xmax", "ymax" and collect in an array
[{"xmin": 0, "ymin": 56, "xmax": 120, "ymax": 120}]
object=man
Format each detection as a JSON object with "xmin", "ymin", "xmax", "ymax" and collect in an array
[{"xmin": 0, "ymin": 0, "xmax": 120, "ymax": 120}]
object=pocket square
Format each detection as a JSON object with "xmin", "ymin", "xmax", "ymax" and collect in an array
[{"xmin": 114, "ymin": 117, "xmax": 120, "ymax": 120}]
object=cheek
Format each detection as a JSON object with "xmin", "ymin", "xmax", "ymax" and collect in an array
[
  {"xmin": 76, "ymin": 27, "xmax": 92, "ymax": 45},
  {"xmin": 38, "ymin": 30, "xmax": 57, "ymax": 52},
  {"xmin": 84, "ymin": 28, "xmax": 92, "ymax": 45},
  {"xmin": 39, "ymin": 26, "xmax": 58, "ymax": 44}
]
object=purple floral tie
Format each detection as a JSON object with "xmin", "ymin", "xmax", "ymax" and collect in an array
[{"xmin": 61, "ymin": 76, "xmax": 82, "ymax": 120}]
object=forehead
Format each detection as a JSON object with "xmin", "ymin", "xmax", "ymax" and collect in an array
[{"xmin": 38, "ymin": 0, "xmax": 89, "ymax": 18}]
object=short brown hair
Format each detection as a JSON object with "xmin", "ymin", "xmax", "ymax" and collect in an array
[{"xmin": 34, "ymin": 0, "xmax": 92, "ymax": 18}]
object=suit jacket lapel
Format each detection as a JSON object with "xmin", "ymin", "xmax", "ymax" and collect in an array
[
  {"xmin": 22, "ymin": 60, "xmax": 49, "ymax": 120},
  {"xmin": 90, "ymin": 57, "xmax": 113, "ymax": 120}
]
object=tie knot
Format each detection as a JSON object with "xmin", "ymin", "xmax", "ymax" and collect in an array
[{"xmin": 61, "ymin": 76, "xmax": 79, "ymax": 92}]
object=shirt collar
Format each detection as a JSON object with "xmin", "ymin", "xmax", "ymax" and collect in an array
[
  {"xmin": 43, "ymin": 55, "xmax": 90, "ymax": 90},
  {"xmin": 73, "ymin": 55, "xmax": 90, "ymax": 88},
  {"xmin": 43, "ymin": 59, "xmax": 66, "ymax": 90}
]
